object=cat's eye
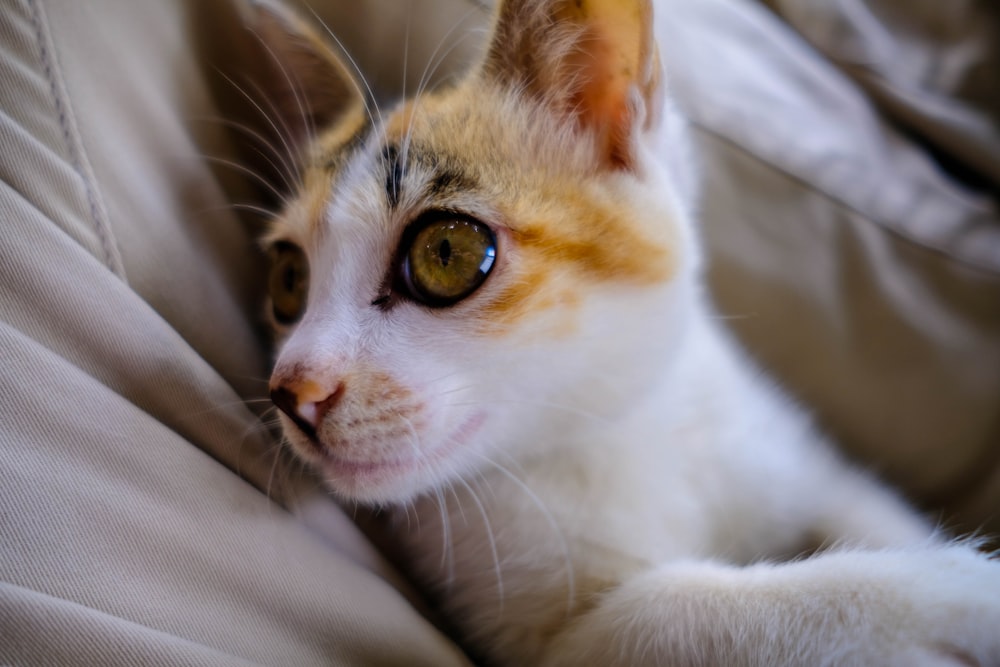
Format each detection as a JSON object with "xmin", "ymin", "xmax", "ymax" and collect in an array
[
  {"xmin": 267, "ymin": 241, "xmax": 309, "ymax": 324},
  {"xmin": 399, "ymin": 216, "xmax": 497, "ymax": 307}
]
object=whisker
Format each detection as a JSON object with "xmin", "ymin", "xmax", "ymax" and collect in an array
[
  {"xmin": 264, "ymin": 437, "xmax": 289, "ymax": 505},
  {"xmin": 215, "ymin": 69, "xmax": 301, "ymax": 180},
  {"xmin": 232, "ymin": 416, "xmax": 280, "ymax": 485},
  {"xmin": 200, "ymin": 154, "xmax": 289, "ymax": 205},
  {"xmin": 248, "ymin": 25, "xmax": 319, "ymax": 153},
  {"xmin": 474, "ymin": 450, "xmax": 577, "ymax": 618},
  {"xmin": 189, "ymin": 114, "xmax": 298, "ymax": 195},
  {"xmin": 447, "ymin": 483, "xmax": 469, "ymax": 527},
  {"xmin": 409, "ymin": 497, "xmax": 425, "ymax": 532},
  {"xmin": 399, "ymin": 1, "xmax": 418, "ymax": 177},
  {"xmin": 245, "ymin": 76, "xmax": 307, "ymax": 172},
  {"xmin": 471, "ymin": 467, "xmax": 499, "ymax": 505},
  {"xmin": 401, "ymin": 0, "xmax": 412, "ymax": 103},
  {"xmin": 413, "ymin": 7, "xmax": 484, "ymax": 102},
  {"xmin": 455, "ymin": 476, "xmax": 505, "ymax": 616},
  {"xmin": 306, "ymin": 9, "xmax": 387, "ymax": 141},
  {"xmin": 435, "ymin": 384, "xmax": 478, "ymax": 398},
  {"xmin": 197, "ymin": 201, "xmax": 279, "ymax": 220},
  {"xmin": 184, "ymin": 396, "xmax": 275, "ymax": 418},
  {"xmin": 399, "ymin": 5, "xmax": 484, "ymax": 182},
  {"xmin": 446, "ymin": 398, "xmax": 613, "ymax": 425},
  {"xmin": 303, "ymin": 8, "xmax": 401, "ymax": 189},
  {"xmin": 434, "ymin": 486, "xmax": 456, "ymax": 589},
  {"xmin": 400, "ymin": 415, "xmax": 425, "ymax": 462}
]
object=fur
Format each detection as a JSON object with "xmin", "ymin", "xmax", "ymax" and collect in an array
[{"xmin": 251, "ymin": 0, "xmax": 1000, "ymax": 664}]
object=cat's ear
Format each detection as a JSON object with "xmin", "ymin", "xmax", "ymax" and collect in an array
[
  {"xmin": 247, "ymin": 0, "xmax": 362, "ymax": 153},
  {"xmin": 481, "ymin": 0, "xmax": 662, "ymax": 170}
]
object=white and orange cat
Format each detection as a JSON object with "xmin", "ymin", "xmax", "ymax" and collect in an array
[{"xmin": 250, "ymin": 0, "xmax": 1000, "ymax": 664}]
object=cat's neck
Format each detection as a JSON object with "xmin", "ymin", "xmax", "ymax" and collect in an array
[{"xmin": 520, "ymin": 291, "xmax": 760, "ymax": 467}]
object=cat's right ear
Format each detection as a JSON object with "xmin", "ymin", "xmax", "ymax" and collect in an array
[
  {"xmin": 246, "ymin": 0, "xmax": 362, "ymax": 155},
  {"xmin": 480, "ymin": 0, "xmax": 661, "ymax": 171}
]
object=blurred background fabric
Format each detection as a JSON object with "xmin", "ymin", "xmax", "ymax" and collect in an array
[{"xmin": 656, "ymin": 0, "xmax": 1000, "ymax": 536}]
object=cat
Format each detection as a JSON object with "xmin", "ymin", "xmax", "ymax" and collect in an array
[{"xmin": 248, "ymin": 0, "xmax": 1000, "ymax": 664}]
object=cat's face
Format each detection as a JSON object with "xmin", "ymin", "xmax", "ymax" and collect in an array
[{"xmin": 258, "ymin": 0, "xmax": 697, "ymax": 504}]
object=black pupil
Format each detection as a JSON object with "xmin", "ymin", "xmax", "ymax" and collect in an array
[
  {"xmin": 438, "ymin": 239, "xmax": 451, "ymax": 267},
  {"xmin": 283, "ymin": 263, "xmax": 297, "ymax": 292}
]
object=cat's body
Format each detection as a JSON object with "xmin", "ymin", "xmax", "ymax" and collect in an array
[
  {"xmin": 397, "ymin": 303, "xmax": 944, "ymax": 665},
  {"xmin": 252, "ymin": 0, "xmax": 1000, "ymax": 664}
]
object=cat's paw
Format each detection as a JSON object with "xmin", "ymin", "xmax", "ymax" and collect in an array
[
  {"xmin": 760, "ymin": 545, "xmax": 1000, "ymax": 666},
  {"xmin": 541, "ymin": 546, "xmax": 1000, "ymax": 667}
]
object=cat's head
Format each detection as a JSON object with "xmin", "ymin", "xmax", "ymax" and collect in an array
[{"xmin": 253, "ymin": 0, "xmax": 699, "ymax": 504}]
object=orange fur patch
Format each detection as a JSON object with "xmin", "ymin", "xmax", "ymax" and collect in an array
[
  {"xmin": 313, "ymin": 103, "xmax": 368, "ymax": 167},
  {"xmin": 362, "ymin": 371, "xmax": 414, "ymax": 406},
  {"xmin": 481, "ymin": 182, "xmax": 674, "ymax": 333}
]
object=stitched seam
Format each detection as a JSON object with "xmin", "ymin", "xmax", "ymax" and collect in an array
[{"xmin": 27, "ymin": 0, "xmax": 127, "ymax": 281}]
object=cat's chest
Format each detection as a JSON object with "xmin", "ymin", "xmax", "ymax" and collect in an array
[
  {"xmin": 403, "ymin": 422, "xmax": 723, "ymax": 581},
  {"xmin": 391, "ymin": 427, "xmax": 723, "ymax": 661},
  {"xmin": 398, "ymin": 324, "xmax": 819, "ymax": 583}
]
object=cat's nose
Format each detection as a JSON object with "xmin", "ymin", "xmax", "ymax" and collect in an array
[{"xmin": 270, "ymin": 378, "xmax": 345, "ymax": 438}]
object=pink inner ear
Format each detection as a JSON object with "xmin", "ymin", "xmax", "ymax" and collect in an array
[
  {"xmin": 481, "ymin": 0, "xmax": 661, "ymax": 168},
  {"xmin": 556, "ymin": 0, "xmax": 658, "ymax": 169},
  {"xmin": 570, "ymin": 31, "xmax": 635, "ymax": 168}
]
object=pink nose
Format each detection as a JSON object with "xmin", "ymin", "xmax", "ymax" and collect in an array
[{"xmin": 270, "ymin": 378, "xmax": 345, "ymax": 439}]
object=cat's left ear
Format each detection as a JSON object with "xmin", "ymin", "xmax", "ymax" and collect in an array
[
  {"xmin": 247, "ymin": 0, "xmax": 363, "ymax": 154},
  {"xmin": 481, "ymin": 0, "xmax": 662, "ymax": 170}
]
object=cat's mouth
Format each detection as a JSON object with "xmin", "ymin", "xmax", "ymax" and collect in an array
[{"xmin": 288, "ymin": 412, "xmax": 487, "ymax": 498}]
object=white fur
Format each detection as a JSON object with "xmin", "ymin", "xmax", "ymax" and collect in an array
[{"xmin": 267, "ymin": 2, "xmax": 1000, "ymax": 664}]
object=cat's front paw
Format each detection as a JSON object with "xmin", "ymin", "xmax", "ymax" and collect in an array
[
  {"xmin": 541, "ymin": 547, "xmax": 1000, "ymax": 667},
  {"xmin": 763, "ymin": 546, "xmax": 1000, "ymax": 667}
]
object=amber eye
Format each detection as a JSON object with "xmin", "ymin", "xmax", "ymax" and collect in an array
[
  {"xmin": 267, "ymin": 241, "xmax": 309, "ymax": 324},
  {"xmin": 399, "ymin": 216, "xmax": 497, "ymax": 307}
]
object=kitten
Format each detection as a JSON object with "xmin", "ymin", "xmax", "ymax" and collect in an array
[{"xmin": 250, "ymin": 0, "xmax": 1000, "ymax": 664}]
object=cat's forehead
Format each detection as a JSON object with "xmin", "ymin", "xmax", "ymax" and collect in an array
[
  {"xmin": 306, "ymin": 83, "xmax": 597, "ymax": 216},
  {"xmin": 274, "ymin": 82, "xmax": 679, "ymax": 329}
]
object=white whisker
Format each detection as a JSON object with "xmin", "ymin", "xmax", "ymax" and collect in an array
[
  {"xmin": 447, "ymin": 483, "xmax": 469, "ymax": 527},
  {"xmin": 215, "ymin": 69, "xmax": 300, "ymax": 180},
  {"xmin": 200, "ymin": 154, "xmax": 289, "ymax": 205},
  {"xmin": 399, "ymin": 5, "xmax": 484, "ymax": 179},
  {"xmin": 306, "ymin": 8, "xmax": 387, "ymax": 145},
  {"xmin": 245, "ymin": 76, "xmax": 308, "ymax": 168},
  {"xmin": 196, "ymin": 201, "xmax": 279, "ymax": 220},
  {"xmin": 413, "ymin": 6, "xmax": 485, "ymax": 102},
  {"xmin": 446, "ymin": 398, "xmax": 613, "ymax": 425},
  {"xmin": 474, "ymin": 450, "xmax": 577, "ymax": 618},
  {"xmin": 401, "ymin": 415, "xmax": 425, "ymax": 462},
  {"xmin": 455, "ymin": 476, "xmax": 505, "ymax": 617},
  {"xmin": 434, "ymin": 486, "xmax": 456, "ymax": 589},
  {"xmin": 248, "ymin": 26, "xmax": 318, "ymax": 152},
  {"xmin": 189, "ymin": 114, "xmax": 298, "ymax": 194}
]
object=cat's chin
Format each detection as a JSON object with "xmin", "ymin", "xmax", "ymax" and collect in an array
[{"xmin": 286, "ymin": 411, "xmax": 488, "ymax": 505}]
